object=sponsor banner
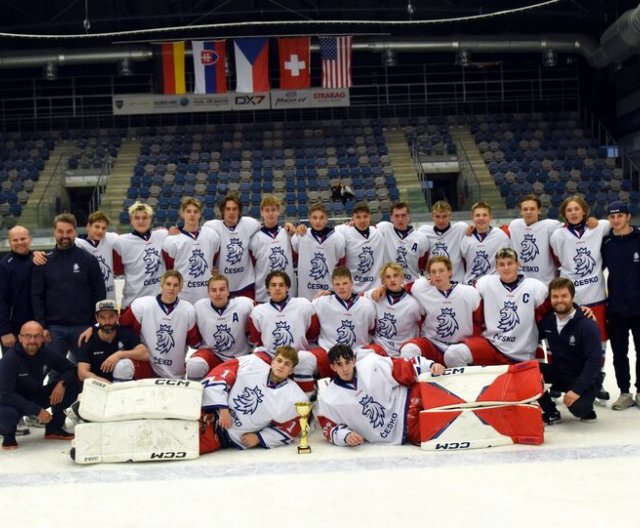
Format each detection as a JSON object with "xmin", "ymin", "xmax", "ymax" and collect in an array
[
  {"xmin": 112, "ymin": 93, "xmax": 270, "ymax": 115},
  {"xmin": 270, "ymin": 88, "xmax": 350, "ymax": 109}
]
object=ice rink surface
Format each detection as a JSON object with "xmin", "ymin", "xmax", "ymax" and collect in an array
[{"xmin": 2, "ymin": 347, "xmax": 639, "ymax": 528}]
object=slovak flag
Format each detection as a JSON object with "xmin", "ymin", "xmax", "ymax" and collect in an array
[
  {"xmin": 192, "ymin": 40, "xmax": 227, "ymax": 94},
  {"xmin": 234, "ymin": 38, "xmax": 269, "ymax": 93},
  {"xmin": 278, "ymin": 37, "xmax": 311, "ymax": 89}
]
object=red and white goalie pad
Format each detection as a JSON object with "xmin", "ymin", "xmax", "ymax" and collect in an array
[
  {"xmin": 418, "ymin": 361, "xmax": 544, "ymax": 410},
  {"xmin": 78, "ymin": 378, "xmax": 203, "ymax": 422},
  {"xmin": 419, "ymin": 404, "xmax": 544, "ymax": 450}
]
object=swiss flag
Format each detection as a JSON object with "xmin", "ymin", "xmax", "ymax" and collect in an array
[{"xmin": 278, "ymin": 37, "xmax": 311, "ymax": 89}]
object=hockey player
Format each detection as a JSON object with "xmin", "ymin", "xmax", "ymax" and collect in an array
[
  {"xmin": 202, "ymin": 194, "xmax": 261, "ymax": 299},
  {"xmin": 291, "ymin": 203, "xmax": 346, "ymax": 301},
  {"xmin": 419, "ymin": 200, "xmax": 469, "ymax": 284},
  {"xmin": 113, "ymin": 201, "xmax": 168, "ymax": 310},
  {"xmin": 334, "ymin": 203, "xmax": 385, "ymax": 293},
  {"xmin": 162, "ymin": 197, "xmax": 220, "ymax": 304},
  {"xmin": 376, "ymin": 202, "xmax": 430, "ymax": 283},
  {"xmin": 249, "ymin": 195, "xmax": 297, "ymax": 302},
  {"xmin": 460, "ymin": 201, "xmax": 511, "ymax": 285},
  {"xmin": 200, "ymin": 345, "xmax": 307, "ymax": 451},
  {"xmin": 77, "ymin": 300, "xmax": 148, "ymax": 383},
  {"xmin": 119, "ymin": 270, "xmax": 200, "ymax": 380},
  {"xmin": 189, "ymin": 274, "xmax": 254, "ymax": 379},
  {"xmin": 537, "ymin": 278, "xmax": 602, "ymax": 423},
  {"xmin": 399, "ymin": 256, "xmax": 481, "ymax": 363},
  {"xmin": 317, "ymin": 344, "xmax": 443, "ymax": 446},
  {"xmin": 76, "ymin": 211, "xmax": 119, "ymax": 300}
]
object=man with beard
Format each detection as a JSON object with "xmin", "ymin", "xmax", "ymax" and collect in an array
[{"xmin": 77, "ymin": 300, "xmax": 148, "ymax": 383}]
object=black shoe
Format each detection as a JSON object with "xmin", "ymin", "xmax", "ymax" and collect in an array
[
  {"xmin": 44, "ymin": 427, "xmax": 74, "ymax": 440},
  {"xmin": 2, "ymin": 435, "xmax": 18, "ymax": 450},
  {"xmin": 549, "ymin": 388, "xmax": 562, "ymax": 398},
  {"xmin": 542, "ymin": 410, "xmax": 561, "ymax": 425},
  {"xmin": 597, "ymin": 389, "xmax": 610, "ymax": 401},
  {"xmin": 580, "ymin": 410, "xmax": 597, "ymax": 422}
]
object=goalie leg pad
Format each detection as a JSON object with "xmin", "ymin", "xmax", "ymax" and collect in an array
[
  {"xmin": 78, "ymin": 378, "xmax": 204, "ymax": 422},
  {"xmin": 71, "ymin": 419, "xmax": 199, "ymax": 464}
]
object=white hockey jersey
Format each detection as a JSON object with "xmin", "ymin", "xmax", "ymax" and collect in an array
[
  {"xmin": 419, "ymin": 222, "xmax": 468, "ymax": 283},
  {"xmin": 113, "ymin": 230, "xmax": 168, "ymax": 309},
  {"xmin": 162, "ymin": 228, "xmax": 221, "ymax": 304},
  {"xmin": 201, "ymin": 354, "xmax": 307, "ymax": 449},
  {"xmin": 312, "ymin": 293, "xmax": 376, "ymax": 353},
  {"xmin": 509, "ymin": 218, "xmax": 562, "ymax": 285},
  {"xmin": 549, "ymin": 220, "xmax": 608, "ymax": 305},
  {"xmin": 334, "ymin": 224, "xmax": 385, "ymax": 293},
  {"xmin": 202, "ymin": 217, "xmax": 261, "ymax": 293},
  {"xmin": 476, "ymin": 274, "xmax": 548, "ymax": 362},
  {"xmin": 249, "ymin": 226, "xmax": 297, "ymax": 302},
  {"xmin": 376, "ymin": 222, "xmax": 430, "ymax": 283},
  {"xmin": 291, "ymin": 228, "xmax": 346, "ymax": 301},
  {"xmin": 194, "ymin": 296, "xmax": 254, "ymax": 361},
  {"xmin": 460, "ymin": 227, "xmax": 511, "ymax": 285},
  {"xmin": 76, "ymin": 232, "xmax": 118, "ymax": 300}
]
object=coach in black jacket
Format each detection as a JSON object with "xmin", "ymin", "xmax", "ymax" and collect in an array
[
  {"xmin": 31, "ymin": 213, "xmax": 106, "ymax": 361},
  {"xmin": 537, "ymin": 277, "xmax": 602, "ymax": 424}
]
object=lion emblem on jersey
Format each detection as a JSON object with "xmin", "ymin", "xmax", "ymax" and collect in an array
[
  {"xmin": 233, "ymin": 386, "xmax": 264, "ymax": 415},
  {"xmin": 273, "ymin": 321, "xmax": 294, "ymax": 347},
  {"xmin": 143, "ymin": 247, "xmax": 161, "ymax": 275},
  {"xmin": 396, "ymin": 246, "xmax": 408, "ymax": 268},
  {"xmin": 357, "ymin": 247, "xmax": 374, "ymax": 273},
  {"xmin": 188, "ymin": 248, "xmax": 208, "ymax": 278},
  {"xmin": 431, "ymin": 241, "xmax": 449, "ymax": 258},
  {"xmin": 573, "ymin": 247, "xmax": 596, "ymax": 277},
  {"xmin": 376, "ymin": 312, "xmax": 398, "ymax": 340},
  {"xmin": 226, "ymin": 238, "xmax": 243, "ymax": 265},
  {"xmin": 268, "ymin": 247, "xmax": 289, "ymax": 271},
  {"xmin": 436, "ymin": 308, "xmax": 459, "ymax": 339},
  {"xmin": 96, "ymin": 254, "xmax": 111, "ymax": 282},
  {"xmin": 213, "ymin": 324, "xmax": 235, "ymax": 353},
  {"xmin": 309, "ymin": 252, "xmax": 329, "ymax": 280},
  {"xmin": 497, "ymin": 301, "xmax": 520, "ymax": 332},
  {"xmin": 470, "ymin": 250, "xmax": 490, "ymax": 278},
  {"xmin": 520, "ymin": 234, "xmax": 539, "ymax": 263},
  {"xmin": 155, "ymin": 324, "xmax": 175, "ymax": 354},
  {"xmin": 336, "ymin": 320, "xmax": 357, "ymax": 346},
  {"xmin": 359, "ymin": 395, "xmax": 385, "ymax": 429}
]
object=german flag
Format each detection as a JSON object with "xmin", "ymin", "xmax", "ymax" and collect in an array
[{"xmin": 156, "ymin": 42, "xmax": 186, "ymax": 95}]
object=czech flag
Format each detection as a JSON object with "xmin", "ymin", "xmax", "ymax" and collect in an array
[
  {"xmin": 158, "ymin": 42, "xmax": 186, "ymax": 95},
  {"xmin": 192, "ymin": 40, "xmax": 227, "ymax": 94},
  {"xmin": 234, "ymin": 38, "xmax": 269, "ymax": 93}
]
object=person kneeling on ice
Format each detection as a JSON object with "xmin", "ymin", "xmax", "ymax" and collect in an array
[
  {"xmin": 0, "ymin": 321, "xmax": 79, "ymax": 449},
  {"xmin": 317, "ymin": 344, "xmax": 444, "ymax": 446},
  {"xmin": 200, "ymin": 345, "xmax": 307, "ymax": 452},
  {"xmin": 537, "ymin": 278, "xmax": 602, "ymax": 424}
]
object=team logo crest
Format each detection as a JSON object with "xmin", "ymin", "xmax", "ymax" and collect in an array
[
  {"xmin": 357, "ymin": 247, "xmax": 374, "ymax": 273},
  {"xmin": 520, "ymin": 234, "xmax": 540, "ymax": 263},
  {"xmin": 359, "ymin": 395, "xmax": 385, "ymax": 428},
  {"xmin": 273, "ymin": 321, "xmax": 294, "ymax": 347},
  {"xmin": 268, "ymin": 247, "xmax": 289, "ymax": 271},
  {"xmin": 96, "ymin": 255, "xmax": 111, "ymax": 282},
  {"xmin": 573, "ymin": 247, "xmax": 596, "ymax": 277},
  {"xmin": 497, "ymin": 301, "xmax": 520, "ymax": 332},
  {"xmin": 470, "ymin": 250, "xmax": 490, "ymax": 278},
  {"xmin": 376, "ymin": 312, "xmax": 398, "ymax": 340},
  {"xmin": 155, "ymin": 324, "xmax": 175, "ymax": 354},
  {"xmin": 188, "ymin": 248, "xmax": 208, "ymax": 278},
  {"xmin": 431, "ymin": 242, "xmax": 450, "ymax": 258},
  {"xmin": 436, "ymin": 308, "xmax": 459, "ymax": 339},
  {"xmin": 396, "ymin": 246, "xmax": 408, "ymax": 268},
  {"xmin": 213, "ymin": 324, "xmax": 235, "ymax": 353},
  {"xmin": 309, "ymin": 252, "xmax": 329, "ymax": 280},
  {"xmin": 226, "ymin": 238, "xmax": 243, "ymax": 265},
  {"xmin": 143, "ymin": 248, "xmax": 161, "ymax": 275},
  {"xmin": 233, "ymin": 386, "xmax": 264, "ymax": 415},
  {"xmin": 336, "ymin": 320, "xmax": 357, "ymax": 346}
]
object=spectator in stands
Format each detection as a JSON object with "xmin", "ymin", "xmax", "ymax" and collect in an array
[{"xmin": 340, "ymin": 182, "xmax": 355, "ymax": 203}]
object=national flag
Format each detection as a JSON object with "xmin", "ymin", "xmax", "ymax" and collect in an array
[
  {"xmin": 192, "ymin": 40, "xmax": 227, "ymax": 94},
  {"xmin": 157, "ymin": 42, "xmax": 186, "ymax": 95},
  {"xmin": 278, "ymin": 37, "xmax": 311, "ymax": 89},
  {"xmin": 234, "ymin": 38, "xmax": 269, "ymax": 93},
  {"xmin": 319, "ymin": 36, "xmax": 352, "ymax": 88}
]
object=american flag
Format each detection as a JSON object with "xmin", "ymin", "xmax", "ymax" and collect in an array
[{"xmin": 320, "ymin": 36, "xmax": 352, "ymax": 88}]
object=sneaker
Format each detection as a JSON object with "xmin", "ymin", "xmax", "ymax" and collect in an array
[
  {"xmin": 24, "ymin": 415, "xmax": 45, "ymax": 428},
  {"xmin": 612, "ymin": 393, "xmax": 636, "ymax": 410},
  {"xmin": 549, "ymin": 388, "xmax": 562, "ymax": 399},
  {"xmin": 44, "ymin": 428, "xmax": 74, "ymax": 441},
  {"xmin": 542, "ymin": 410, "xmax": 562, "ymax": 425},
  {"xmin": 597, "ymin": 388, "xmax": 610, "ymax": 401},
  {"xmin": 580, "ymin": 410, "xmax": 597, "ymax": 422},
  {"xmin": 636, "ymin": 394, "xmax": 640, "ymax": 408},
  {"xmin": 15, "ymin": 418, "xmax": 30, "ymax": 436},
  {"xmin": 2, "ymin": 435, "xmax": 18, "ymax": 450}
]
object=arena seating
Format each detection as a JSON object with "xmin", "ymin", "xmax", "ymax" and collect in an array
[{"xmin": 66, "ymin": 129, "xmax": 124, "ymax": 171}]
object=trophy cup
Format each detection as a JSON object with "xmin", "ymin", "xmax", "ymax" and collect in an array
[{"xmin": 295, "ymin": 401, "xmax": 313, "ymax": 454}]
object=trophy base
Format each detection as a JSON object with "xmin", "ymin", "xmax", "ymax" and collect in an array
[{"xmin": 297, "ymin": 445, "xmax": 312, "ymax": 455}]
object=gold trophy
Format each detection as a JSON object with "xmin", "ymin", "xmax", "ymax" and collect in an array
[{"xmin": 295, "ymin": 401, "xmax": 313, "ymax": 454}]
